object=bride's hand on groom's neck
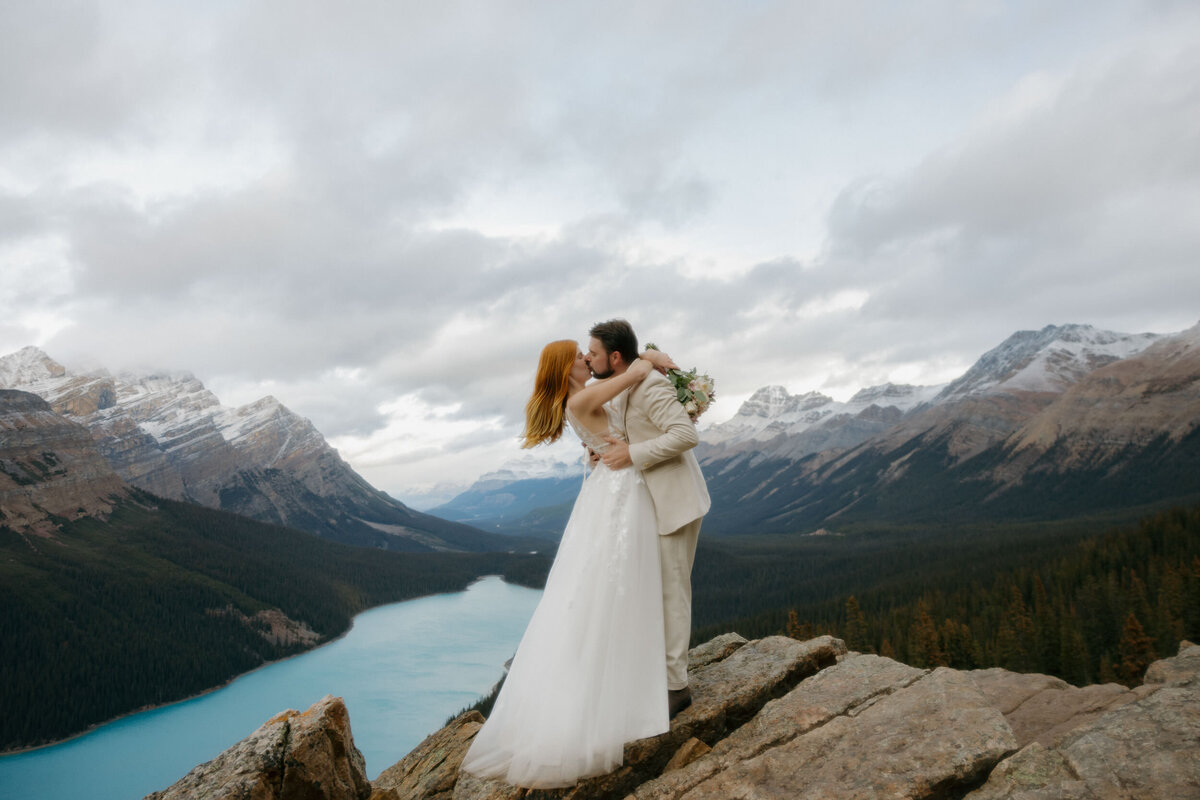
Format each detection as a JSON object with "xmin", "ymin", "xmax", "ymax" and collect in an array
[{"xmin": 640, "ymin": 349, "xmax": 677, "ymax": 373}]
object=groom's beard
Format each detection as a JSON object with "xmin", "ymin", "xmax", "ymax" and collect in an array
[{"xmin": 590, "ymin": 367, "xmax": 614, "ymax": 379}]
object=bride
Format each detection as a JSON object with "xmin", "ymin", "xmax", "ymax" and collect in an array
[{"xmin": 459, "ymin": 340, "xmax": 677, "ymax": 789}]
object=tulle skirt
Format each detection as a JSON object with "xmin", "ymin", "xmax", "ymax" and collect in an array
[{"xmin": 460, "ymin": 463, "xmax": 669, "ymax": 788}]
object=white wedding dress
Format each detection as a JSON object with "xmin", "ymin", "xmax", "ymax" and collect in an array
[{"xmin": 459, "ymin": 407, "xmax": 669, "ymax": 788}]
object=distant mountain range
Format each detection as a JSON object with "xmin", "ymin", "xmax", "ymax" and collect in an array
[
  {"xmin": 0, "ymin": 347, "xmax": 526, "ymax": 552},
  {"xmin": 701, "ymin": 322, "xmax": 1199, "ymax": 533},
  {"xmin": 435, "ymin": 322, "xmax": 1200, "ymax": 536},
  {"xmin": 429, "ymin": 456, "xmax": 584, "ymax": 538}
]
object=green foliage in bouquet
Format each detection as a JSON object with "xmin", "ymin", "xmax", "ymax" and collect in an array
[{"xmin": 645, "ymin": 343, "xmax": 715, "ymax": 422}]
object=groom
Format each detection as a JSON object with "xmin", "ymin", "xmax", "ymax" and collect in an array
[{"xmin": 585, "ymin": 319, "xmax": 711, "ymax": 719}]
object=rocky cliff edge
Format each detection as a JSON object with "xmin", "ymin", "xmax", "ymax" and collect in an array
[{"xmin": 146, "ymin": 634, "xmax": 1200, "ymax": 800}]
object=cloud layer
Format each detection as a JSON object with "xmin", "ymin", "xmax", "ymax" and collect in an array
[{"xmin": 2, "ymin": 1, "xmax": 1198, "ymax": 500}]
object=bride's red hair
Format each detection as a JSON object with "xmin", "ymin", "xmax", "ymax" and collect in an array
[{"xmin": 521, "ymin": 340, "xmax": 577, "ymax": 449}]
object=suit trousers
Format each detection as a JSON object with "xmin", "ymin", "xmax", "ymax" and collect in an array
[{"xmin": 659, "ymin": 516, "xmax": 702, "ymax": 691}]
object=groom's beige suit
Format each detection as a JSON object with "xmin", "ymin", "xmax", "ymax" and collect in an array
[{"xmin": 614, "ymin": 370, "xmax": 711, "ymax": 691}]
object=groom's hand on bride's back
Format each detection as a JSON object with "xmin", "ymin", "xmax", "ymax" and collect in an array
[
  {"xmin": 585, "ymin": 445, "xmax": 601, "ymax": 468},
  {"xmin": 600, "ymin": 437, "xmax": 633, "ymax": 469}
]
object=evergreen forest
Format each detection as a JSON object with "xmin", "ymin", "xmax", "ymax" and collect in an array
[{"xmin": 692, "ymin": 505, "xmax": 1200, "ymax": 688}]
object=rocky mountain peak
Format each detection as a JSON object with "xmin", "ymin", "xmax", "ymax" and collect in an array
[
  {"xmin": 0, "ymin": 347, "xmax": 511, "ymax": 552},
  {"xmin": 739, "ymin": 385, "xmax": 798, "ymax": 418},
  {"xmin": 999, "ymin": 317, "xmax": 1200, "ymax": 470},
  {"xmin": 701, "ymin": 380, "xmax": 939, "ymax": 455},
  {"xmin": 936, "ymin": 323, "xmax": 1161, "ymax": 400},
  {"xmin": 1178, "ymin": 318, "xmax": 1200, "ymax": 344},
  {"xmin": 0, "ymin": 346, "xmax": 67, "ymax": 386},
  {"xmin": 847, "ymin": 381, "xmax": 942, "ymax": 411},
  {"xmin": 717, "ymin": 386, "xmax": 834, "ymax": 426}
]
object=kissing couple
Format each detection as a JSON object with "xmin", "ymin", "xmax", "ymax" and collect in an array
[{"xmin": 460, "ymin": 318, "xmax": 711, "ymax": 789}]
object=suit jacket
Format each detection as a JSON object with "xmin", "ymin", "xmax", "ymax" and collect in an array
[{"xmin": 617, "ymin": 370, "xmax": 711, "ymax": 535}]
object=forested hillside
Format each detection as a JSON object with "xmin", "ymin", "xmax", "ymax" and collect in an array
[
  {"xmin": 694, "ymin": 506, "xmax": 1200, "ymax": 687},
  {"xmin": 0, "ymin": 491, "xmax": 550, "ymax": 751}
]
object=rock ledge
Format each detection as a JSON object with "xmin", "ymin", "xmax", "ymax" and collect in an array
[{"xmin": 146, "ymin": 639, "xmax": 1200, "ymax": 800}]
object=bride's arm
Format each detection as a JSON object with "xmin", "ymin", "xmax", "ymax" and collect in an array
[{"xmin": 566, "ymin": 355, "xmax": 660, "ymax": 417}]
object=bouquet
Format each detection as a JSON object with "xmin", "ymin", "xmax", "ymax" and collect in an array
[{"xmin": 645, "ymin": 343, "xmax": 716, "ymax": 423}]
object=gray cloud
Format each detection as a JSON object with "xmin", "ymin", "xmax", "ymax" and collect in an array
[{"xmin": 2, "ymin": 1, "xmax": 1198, "ymax": 493}]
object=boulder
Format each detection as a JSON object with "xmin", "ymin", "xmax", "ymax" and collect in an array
[
  {"xmin": 662, "ymin": 738, "xmax": 711, "ymax": 772},
  {"xmin": 633, "ymin": 653, "xmax": 928, "ymax": 798},
  {"xmin": 373, "ymin": 711, "xmax": 486, "ymax": 800},
  {"xmin": 967, "ymin": 669, "xmax": 1139, "ymax": 747},
  {"xmin": 1143, "ymin": 641, "xmax": 1200, "ymax": 687},
  {"xmin": 637, "ymin": 661, "xmax": 1016, "ymax": 799},
  {"xmin": 144, "ymin": 695, "xmax": 369, "ymax": 800},
  {"xmin": 966, "ymin": 642, "xmax": 1200, "ymax": 799},
  {"xmin": 685, "ymin": 632, "xmax": 747, "ymax": 670}
]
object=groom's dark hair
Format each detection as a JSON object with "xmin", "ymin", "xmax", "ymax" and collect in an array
[{"xmin": 589, "ymin": 319, "xmax": 638, "ymax": 365}]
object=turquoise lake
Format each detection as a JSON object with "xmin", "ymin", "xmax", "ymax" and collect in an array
[{"xmin": 0, "ymin": 576, "xmax": 542, "ymax": 800}]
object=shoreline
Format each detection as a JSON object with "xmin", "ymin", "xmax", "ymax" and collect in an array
[{"xmin": 0, "ymin": 575, "xmax": 515, "ymax": 758}]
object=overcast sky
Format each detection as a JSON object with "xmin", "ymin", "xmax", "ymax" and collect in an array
[{"xmin": 2, "ymin": 1, "xmax": 1198, "ymax": 504}]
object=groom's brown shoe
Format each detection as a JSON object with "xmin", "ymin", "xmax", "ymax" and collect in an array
[{"xmin": 668, "ymin": 687, "xmax": 692, "ymax": 719}]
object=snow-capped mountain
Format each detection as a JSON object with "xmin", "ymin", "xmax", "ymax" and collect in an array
[
  {"xmin": 701, "ymin": 387, "xmax": 840, "ymax": 446},
  {"xmin": 935, "ymin": 324, "xmax": 1161, "ymax": 400},
  {"xmin": 697, "ymin": 322, "xmax": 1197, "ymax": 534},
  {"xmin": 699, "ymin": 382, "xmax": 944, "ymax": 462},
  {"xmin": 702, "ymin": 325, "xmax": 1158, "ymax": 456},
  {"xmin": 0, "ymin": 347, "xmax": 518, "ymax": 552},
  {"xmin": 1000, "ymin": 320, "xmax": 1200, "ymax": 475}
]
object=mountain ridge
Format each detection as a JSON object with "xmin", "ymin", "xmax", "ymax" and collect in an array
[
  {"xmin": 699, "ymin": 322, "xmax": 1198, "ymax": 533},
  {"xmin": 0, "ymin": 347, "xmax": 519, "ymax": 552},
  {"xmin": 443, "ymin": 322, "xmax": 1198, "ymax": 537}
]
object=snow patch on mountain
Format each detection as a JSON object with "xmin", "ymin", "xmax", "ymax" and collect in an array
[
  {"xmin": 936, "ymin": 324, "xmax": 1161, "ymax": 400},
  {"xmin": 0, "ymin": 345, "xmax": 67, "ymax": 386},
  {"xmin": 845, "ymin": 383, "xmax": 944, "ymax": 413},
  {"xmin": 476, "ymin": 452, "xmax": 582, "ymax": 483},
  {"xmin": 702, "ymin": 382, "xmax": 942, "ymax": 448},
  {"xmin": 0, "ymin": 348, "xmax": 323, "ymax": 459}
]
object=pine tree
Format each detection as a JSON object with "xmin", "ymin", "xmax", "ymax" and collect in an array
[
  {"xmin": 1127, "ymin": 570, "xmax": 1153, "ymax": 635},
  {"xmin": 787, "ymin": 609, "xmax": 814, "ymax": 641},
  {"xmin": 1154, "ymin": 564, "xmax": 1187, "ymax": 653},
  {"xmin": 1098, "ymin": 655, "xmax": 1118, "ymax": 684},
  {"xmin": 1058, "ymin": 608, "xmax": 1090, "ymax": 686},
  {"xmin": 843, "ymin": 595, "xmax": 870, "ymax": 652},
  {"xmin": 996, "ymin": 584, "xmax": 1036, "ymax": 672},
  {"xmin": 1032, "ymin": 575, "xmax": 1059, "ymax": 674},
  {"xmin": 940, "ymin": 619, "xmax": 975, "ymax": 668},
  {"xmin": 1115, "ymin": 612, "xmax": 1158, "ymax": 687},
  {"xmin": 911, "ymin": 600, "xmax": 947, "ymax": 667}
]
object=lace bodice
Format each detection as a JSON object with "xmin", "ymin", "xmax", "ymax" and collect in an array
[{"xmin": 567, "ymin": 404, "xmax": 625, "ymax": 453}]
